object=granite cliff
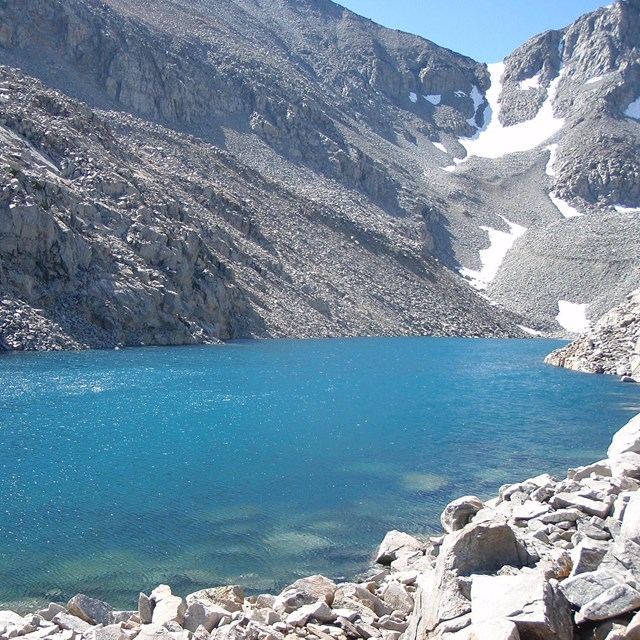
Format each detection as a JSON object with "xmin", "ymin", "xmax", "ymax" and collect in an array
[{"xmin": 0, "ymin": 0, "xmax": 639, "ymax": 348}]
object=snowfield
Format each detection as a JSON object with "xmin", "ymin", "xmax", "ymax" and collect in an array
[{"xmin": 458, "ymin": 63, "xmax": 566, "ymax": 161}]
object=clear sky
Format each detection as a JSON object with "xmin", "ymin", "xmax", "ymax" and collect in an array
[{"xmin": 333, "ymin": 1, "xmax": 613, "ymax": 62}]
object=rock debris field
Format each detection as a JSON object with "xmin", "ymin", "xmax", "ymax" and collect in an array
[{"xmin": 4, "ymin": 412, "xmax": 640, "ymax": 640}]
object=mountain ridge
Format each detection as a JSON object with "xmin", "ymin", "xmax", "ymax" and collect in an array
[{"xmin": 0, "ymin": 0, "xmax": 639, "ymax": 349}]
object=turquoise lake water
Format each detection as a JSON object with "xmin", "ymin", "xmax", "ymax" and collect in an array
[{"xmin": 1, "ymin": 337, "xmax": 639, "ymax": 612}]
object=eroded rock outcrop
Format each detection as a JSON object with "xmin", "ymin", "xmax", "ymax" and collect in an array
[{"xmin": 545, "ymin": 289, "xmax": 640, "ymax": 380}]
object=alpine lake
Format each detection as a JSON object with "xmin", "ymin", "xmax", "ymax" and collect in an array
[{"xmin": 1, "ymin": 337, "xmax": 639, "ymax": 612}]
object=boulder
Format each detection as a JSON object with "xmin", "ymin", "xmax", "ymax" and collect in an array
[
  {"xmin": 378, "ymin": 582, "xmax": 413, "ymax": 615},
  {"xmin": 374, "ymin": 531, "xmax": 425, "ymax": 565},
  {"xmin": 600, "ymin": 537, "xmax": 640, "ymax": 582},
  {"xmin": 332, "ymin": 584, "xmax": 390, "ymax": 618},
  {"xmin": 184, "ymin": 600, "xmax": 232, "ymax": 632},
  {"xmin": 440, "ymin": 497, "xmax": 484, "ymax": 533},
  {"xmin": 135, "ymin": 624, "xmax": 178, "ymax": 640},
  {"xmin": 139, "ymin": 593, "xmax": 154, "ymax": 625},
  {"xmin": 551, "ymin": 493, "xmax": 612, "ymax": 519},
  {"xmin": 569, "ymin": 461, "xmax": 613, "ymax": 481},
  {"xmin": 440, "ymin": 521, "xmax": 528, "ymax": 576},
  {"xmin": 278, "ymin": 575, "xmax": 336, "ymax": 607},
  {"xmin": 150, "ymin": 586, "xmax": 186, "ymax": 627},
  {"xmin": 449, "ymin": 618, "xmax": 520, "ymax": 640},
  {"xmin": 52, "ymin": 612, "xmax": 92, "ymax": 634},
  {"xmin": 286, "ymin": 601, "xmax": 336, "ymax": 627},
  {"xmin": 559, "ymin": 569, "xmax": 626, "ymax": 608},
  {"xmin": 608, "ymin": 414, "xmax": 640, "ymax": 458},
  {"xmin": 610, "ymin": 453, "xmax": 640, "ymax": 480},
  {"xmin": 66, "ymin": 594, "xmax": 114, "ymax": 626},
  {"xmin": 471, "ymin": 573, "xmax": 572, "ymax": 640},
  {"xmin": 621, "ymin": 492, "xmax": 640, "ymax": 543},
  {"xmin": 84, "ymin": 625, "xmax": 130, "ymax": 640},
  {"xmin": 512, "ymin": 501, "xmax": 551, "ymax": 521},
  {"xmin": 186, "ymin": 587, "xmax": 244, "ymax": 613},
  {"xmin": 37, "ymin": 605, "xmax": 66, "ymax": 623},
  {"xmin": 570, "ymin": 539, "xmax": 608, "ymax": 576},
  {"xmin": 626, "ymin": 610, "xmax": 640, "ymax": 640},
  {"xmin": 576, "ymin": 583, "xmax": 640, "ymax": 624}
]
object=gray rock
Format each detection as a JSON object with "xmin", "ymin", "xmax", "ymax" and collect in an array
[
  {"xmin": 51, "ymin": 613, "xmax": 92, "ymax": 635},
  {"xmin": 374, "ymin": 531, "xmax": 425, "ymax": 565},
  {"xmin": 609, "ymin": 413, "xmax": 640, "ymax": 458},
  {"xmin": 277, "ymin": 576, "xmax": 336, "ymax": 607},
  {"xmin": 184, "ymin": 601, "xmax": 232, "ymax": 633},
  {"xmin": 559, "ymin": 570, "xmax": 626, "ymax": 608},
  {"xmin": 84, "ymin": 625, "xmax": 129, "ymax": 640},
  {"xmin": 551, "ymin": 493, "xmax": 612, "ymax": 519},
  {"xmin": 37, "ymin": 605, "xmax": 66, "ymax": 623},
  {"xmin": 150, "ymin": 587, "xmax": 186, "ymax": 627},
  {"xmin": 449, "ymin": 618, "xmax": 520, "ymax": 640},
  {"xmin": 570, "ymin": 539, "xmax": 609, "ymax": 576},
  {"xmin": 186, "ymin": 588, "xmax": 244, "ymax": 614},
  {"xmin": 576, "ymin": 583, "xmax": 640, "ymax": 624},
  {"xmin": 66, "ymin": 594, "xmax": 114, "ymax": 627},
  {"xmin": 621, "ymin": 492, "xmax": 640, "ymax": 543},
  {"xmin": 285, "ymin": 601, "xmax": 336, "ymax": 627},
  {"xmin": 439, "ymin": 521, "xmax": 528, "ymax": 576},
  {"xmin": 332, "ymin": 584, "xmax": 390, "ymax": 619},
  {"xmin": 471, "ymin": 573, "xmax": 572, "ymax": 640},
  {"xmin": 440, "ymin": 496, "xmax": 485, "ymax": 533},
  {"xmin": 139, "ymin": 594, "xmax": 154, "ymax": 625},
  {"xmin": 377, "ymin": 582, "xmax": 413, "ymax": 616}
]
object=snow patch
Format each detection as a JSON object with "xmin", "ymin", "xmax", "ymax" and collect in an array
[
  {"xmin": 556, "ymin": 301, "xmax": 589, "ymax": 333},
  {"xmin": 459, "ymin": 216, "xmax": 527, "ymax": 290},
  {"xmin": 549, "ymin": 193, "xmax": 583, "ymax": 218},
  {"xmin": 441, "ymin": 165, "xmax": 456, "ymax": 173},
  {"xmin": 520, "ymin": 72, "xmax": 542, "ymax": 91},
  {"xmin": 454, "ymin": 90, "xmax": 467, "ymax": 97},
  {"xmin": 432, "ymin": 141, "xmax": 447, "ymax": 153},
  {"xmin": 424, "ymin": 94, "xmax": 441, "ymax": 106},
  {"xmin": 585, "ymin": 76, "xmax": 603, "ymax": 85},
  {"xmin": 624, "ymin": 96, "xmax": 640, "ymax": 120},
  {"xmin": 458, "ymin": 63, "xmax": 566, "ymax": 161},
  {"xmin": 409, "ymin": 92, "xmax": 418, "ymax": 104},
  {"xmin": 615, "ymin": 204, "xmax": 640, "ymax": 213},
  {"xmin": 545, "ymin": 144, "xmax": 558, "ymax": 177},
  {"xmin": 518, "ymin": 325, "xmax": 544, "ymax": 337}
]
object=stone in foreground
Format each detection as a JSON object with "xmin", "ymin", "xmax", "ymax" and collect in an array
[{"xmin": 471, "ymin": 573, "xmax": 572, "ymax": 640}]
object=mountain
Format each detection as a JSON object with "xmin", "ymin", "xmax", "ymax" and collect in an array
[{"xmin": 0, "ymin": 0, "xmax": 638, "ymax": 349}]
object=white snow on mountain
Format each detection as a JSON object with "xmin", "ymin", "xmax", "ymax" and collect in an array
[
  {"xmin": 458, "ymin": 63, "xmax": 565, "ymax": 160},
  {"xmin": 549, "ymin": 194, "xmax": 583, "ymax": 218},
  {"xmin": 625, "ymin": 96, "xmax": 640, "ymax": 119},
  {"xmin": 459, "ymin": 216, "xmax": 527, "ymax": 290},
  {"xmin": 556, "ymin": 301, "xmax": 590, "ymax": 333}
]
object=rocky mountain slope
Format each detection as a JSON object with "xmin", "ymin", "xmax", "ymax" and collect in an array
[
  {"xmin": 545, "ymin": 288, "xmax": 640, "ymax": 381},
  {"xmin": 0, "ymin": 0, "xmax": 639, "ymax": 348}
]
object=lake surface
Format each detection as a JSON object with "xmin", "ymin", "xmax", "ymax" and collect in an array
[{"xmin": 1, "ymin": 337, "xmax": 639, "ymax": 611}]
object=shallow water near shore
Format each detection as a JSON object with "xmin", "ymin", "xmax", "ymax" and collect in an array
[{"xmin": 1, "ymin": 336, "xmax": 639, "ymax": 612}]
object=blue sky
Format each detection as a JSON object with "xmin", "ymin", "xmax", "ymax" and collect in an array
[{"xmin": 334, "ymin": 1, "xmax": 613, "ymax": 62}]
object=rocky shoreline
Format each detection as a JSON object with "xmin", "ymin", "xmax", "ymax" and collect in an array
[
  {"xmin": 546, "ymin": 289, "xmax": 640, "ymax": 383},
  {"xmin": 3, "ymin": 413, "xmax": 640, "ymax": 640}
]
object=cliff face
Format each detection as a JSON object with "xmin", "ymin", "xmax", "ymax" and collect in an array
[{"xmin": 0, "ymin": 0, "xmax": 639, "ymax": 349}]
